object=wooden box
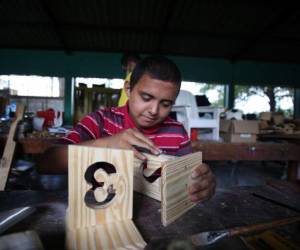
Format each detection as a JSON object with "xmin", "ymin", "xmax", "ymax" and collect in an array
[{"xmin": 134, "ymin": 151, "xmax": 202, "ymax": 226}]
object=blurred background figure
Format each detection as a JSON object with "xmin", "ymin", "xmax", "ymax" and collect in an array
[{"xmin": 118, "ymin": 53, "xmax": 141, "ymax": 106}]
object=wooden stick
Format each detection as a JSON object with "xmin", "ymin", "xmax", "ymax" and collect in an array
[
  {"xmin": 0, "ymin": 104, "xmax": 25, "ymax": 190},
  {"xmin": 230, "ymin": 216, "xmax": 300, "ymax": 236}
]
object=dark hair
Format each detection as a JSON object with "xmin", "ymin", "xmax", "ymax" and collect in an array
[
  {"xmin": 120, "ymin": 53, "xmax": 141, "ymax": 67},
  {"xmin": 130, "ymin": 56, "xmax": 181, "ymax": 90}
]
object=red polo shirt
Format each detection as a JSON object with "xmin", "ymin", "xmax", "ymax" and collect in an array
[{"xmin": 61, "ymin": 104, "xmax": 191, "ymax": 156}]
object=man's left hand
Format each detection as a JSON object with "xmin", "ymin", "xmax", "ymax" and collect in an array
[{"xmin": 188, "ymin": 163, "xmax": 216, "ymax": 203}]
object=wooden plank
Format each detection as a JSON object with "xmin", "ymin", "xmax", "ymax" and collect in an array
[
  {"xmin": 191, "ymin": 141, "xmax": 300, "ymax": 161},
  {"xmin": 0, "ymin": 104, "xmax": 25, "ymax": 190},
  {"xmin": 133, "ymin": 174, "xmax": 161, "ymax": 201},
  {"xmin": 18, "ymin": 137, "xmax": 57, "ymax": 154},
  {"xmin": 133, "ymin": 152, "xmax": 203, "ymax": 226},
  {"xmin": 66, "ymin": 145, "xmax": 146, "ymax": 250},
  {"xmin": 161, "ymin": 152, "xmax": 202, "ymax": 226},
  {"xmin": 67, "ymin": 220, "xmax": 145, "ymax": 250},
  {"xmin": 133, "ymin": 154, "xmax": 175, "ymax": 201}
]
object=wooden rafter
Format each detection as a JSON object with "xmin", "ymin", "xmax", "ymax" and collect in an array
[
  {"xmin": 39, "ymin": 0, "xmax": 71, "ymax": 54},
  {"xmin": 231, "ymin": 6, "xmax": 298, "ymax": 62}
]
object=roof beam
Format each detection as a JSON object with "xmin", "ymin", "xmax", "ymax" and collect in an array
[
  {"xmin": 3, "ymin": 22, "xmax": 300, "ymax": 46},
  {"xmin": 39, "ymin": 0, "xmax": 71, "ymax": 54},
  {"xmin": 230, "ymin": 6, "xmax": 299, "ymax": 63},
  {"xmin": 156, "ymin": 0, "xmax": 178, "ymax": 54}
]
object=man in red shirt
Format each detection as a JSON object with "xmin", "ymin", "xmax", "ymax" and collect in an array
[{"xmin": 41, "ymin": 56, "xmax": 215, "ymax": 203}]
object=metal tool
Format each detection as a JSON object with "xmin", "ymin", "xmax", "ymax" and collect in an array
[
  {"xmin": 0, "ymin": 207, "xmax": 35, "ymax": 234},
  {"xmin": 132, "ymin": 145, "xmax": 154, "ymax": 155},
  {"xmin": 252, "ymin": 192, "xmax": 300, "ymax": 213},
  {"xmin": 133, "ymin": 145, "xmax": 164, "ymax": 156},
  {"xmin": 190, "ymin": 216, "xmax": 300, "ymax": 246}
]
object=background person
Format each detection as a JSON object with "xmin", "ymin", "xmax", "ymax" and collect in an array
[{"xmin": 118, "ymin": 53, "xmax": 141, "ymax": 106}]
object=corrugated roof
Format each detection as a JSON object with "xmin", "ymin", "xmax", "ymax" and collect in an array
[{"xmin": 1, "ymin": 0, "xmax": 300, "ymax": 63}]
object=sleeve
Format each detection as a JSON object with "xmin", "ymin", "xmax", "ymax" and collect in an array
[
  {"xmin": 60, "ymin": 111, "xmax": 103, "ymax": 144},
  {"xmin": 175, "ymin": 132, "xmax": 192, "ymax": 156}
]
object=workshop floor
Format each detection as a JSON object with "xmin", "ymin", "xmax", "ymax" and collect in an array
[{"xmin": 7, "ymin": 159, "xmax": 287, "ymax": 191}]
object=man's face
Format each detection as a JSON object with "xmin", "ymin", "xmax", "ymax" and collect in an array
[{"xmin": 126, "ymin": 74, "xmax": 179, "ymax": 129}]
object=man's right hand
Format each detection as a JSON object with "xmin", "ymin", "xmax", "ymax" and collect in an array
[{"xmin": 90, "ymin": 128, "xmax": 161, "ymax": 160}]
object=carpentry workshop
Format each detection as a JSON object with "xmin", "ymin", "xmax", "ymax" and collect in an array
[{"xmin": 1, "ymin": 1, "xmax": 300, "ymax": 250}]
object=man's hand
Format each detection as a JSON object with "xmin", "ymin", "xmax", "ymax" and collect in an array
[
  {"xmin": 91, "ymin": 128, "xmax": 161, "ymax": 160},
  {"xmin": 188, "ymin": 163, "xmax": 216, "ymax": 203}
]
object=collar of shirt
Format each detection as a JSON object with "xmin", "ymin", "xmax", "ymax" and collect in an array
[{"xmin": 122, "ymin": 102, "xmax": 161, "ymax": 135}]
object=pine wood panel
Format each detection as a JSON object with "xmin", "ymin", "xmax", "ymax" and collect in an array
[
  {"xmin": 66, "ymin": 145, "xmax": 146, "ymax": 250},
  {"xmin": 161, "ymin": 152, "xmax": 202, "ymax": 226},
  {"xmin": 67, "ymin": 220, "xmax": 145, "ymax": 250},
  {"xmin": 133, "ymin": 152, "xmax": 202, "ymax": 226},
  {"xmin": 133, "ymin": 154, "xmax": 175, "ymax": 201}
]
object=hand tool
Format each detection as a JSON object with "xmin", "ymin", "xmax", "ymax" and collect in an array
[
  {"xmin": 252, "ymin": 192, "xmax": 300, "ymax": 213},
  {"xmin": 133, "ymin": 145, "xmax": 165, "ymax": 156},
  {"xmin": 0, "ymin": 206, "xmax": 35, "ymax": 234},
  {"xmin": 241, "ymin": 230, "xmax": 299, "ymax": 250},
  {"xmin": 189, "ymin": 216, "xmax": 300, "ymax": 246}
]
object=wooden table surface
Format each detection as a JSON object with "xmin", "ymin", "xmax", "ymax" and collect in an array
[
  {"xmin": 17, "ymin": 137, "xmax": 300, "ymax": 160},
  {"xmin": 15, "ymin": 138, "xmax": 300, "ymax": 181},
  {"xmin": 191, "ymin": 141, "xmax": 300, "ymax": 161},
  {"xmin": 1, "ymin": 180, "xmax": 299, "ymax": 250},
  {"xmin": 191, "ymin": 141, "xmax": 300, "ymax": 181},
  {"xmin": 17, "ymin": 137, "xmax": 60, "ymax": 154}
]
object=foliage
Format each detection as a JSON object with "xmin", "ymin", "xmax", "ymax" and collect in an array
[
  {"xmin": 197, "ymin": 83, "xmax": 224, "ymax": 107},
  {"xmin": 234, "ymin": 85, "xmax": 294, "ymax": 115}
]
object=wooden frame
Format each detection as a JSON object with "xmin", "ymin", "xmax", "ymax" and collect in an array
[
  {"xmin": 134, "ymin": 152, "xmax": 202, "ymax": 226},
  {"xmin": 66, "ymin": 145, "xmax": 146, "ymax": 250}
]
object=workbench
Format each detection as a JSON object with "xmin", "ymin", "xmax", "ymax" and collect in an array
[
  {"xmin": 14, "ymin": 138, "xmax": 300, "ymax": 181},
  {"xmin": 17, "ymin": 137, "xmax": 60, "ymax": 155},
  {"xmin": 0, "ymin": 181, "xmax": 299, "ymax": 249},
  {"xmin": 191, "ymin": 141, "xmax": 300, "ymax": 181}
]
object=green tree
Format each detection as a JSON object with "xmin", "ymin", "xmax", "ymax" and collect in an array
[
  {"xmin": 234, "ymin": 85, "xmax": 294, "ymax": 115},
  {"xmin": 197, "ymin": 84, "xmax": 224, "ymax": 107}
]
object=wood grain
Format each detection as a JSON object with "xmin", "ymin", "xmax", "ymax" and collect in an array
[
  {"xmin": 66, "ymin": 145, "xmax": 146, "ymax": 250},
  {"xmin": 133, "ymin": 154, "xmax": 175, "ymax": 201},
  {"xmin": 133, "ymin": 152, "xmax": 202, "ymax": 226},
  {"xmin": 161, "ymin": 152, "xmax": 202, "ymax": 226}
]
